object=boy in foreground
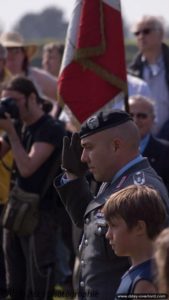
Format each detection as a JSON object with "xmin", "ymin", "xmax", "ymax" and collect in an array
[{"xmin": 103, "ymin": 184, "xmax": 167, "ymax": 296}]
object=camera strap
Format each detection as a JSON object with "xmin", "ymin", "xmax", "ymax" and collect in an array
[{"xmin": 0, "ymin": 158, "xmax": 13, "ymax": 172}]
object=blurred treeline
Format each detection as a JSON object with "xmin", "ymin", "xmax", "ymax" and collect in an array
[{"xmin": 0, "ymin": 5, "xmax": 169, "ymax": 67}]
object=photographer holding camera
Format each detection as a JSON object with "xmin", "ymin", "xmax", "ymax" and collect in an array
[{"xmin": 0, "ymin": 75, "xmax": 66, "ymax": 300}]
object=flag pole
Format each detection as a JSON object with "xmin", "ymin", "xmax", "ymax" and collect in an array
[{"xmin": 124, "ymin": 91, "xmax": 129, "ymax": 113}]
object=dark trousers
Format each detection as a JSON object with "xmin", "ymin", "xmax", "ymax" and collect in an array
[{"xmin": 3, "ymin": 211, "xmax": 57, "ymax": 300}]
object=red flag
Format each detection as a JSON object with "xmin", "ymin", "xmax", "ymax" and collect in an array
[{"xmin": 58, "ymin": 0, "xmax": 127, "ymax": 123}]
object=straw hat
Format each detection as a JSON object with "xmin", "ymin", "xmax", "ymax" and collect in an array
[{"xmin": 0, "ymin": 32, "xmax": 38, "ymax": 60}]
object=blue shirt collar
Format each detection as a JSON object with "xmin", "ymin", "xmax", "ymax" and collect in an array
[{"xmin": 111, "ymin": 154, "xmax": 144, "ymax": 184}]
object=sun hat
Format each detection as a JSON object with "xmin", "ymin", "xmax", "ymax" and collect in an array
[{"xmin": 0, "ymin": 32, "xmax": 37, "ymax": 60}]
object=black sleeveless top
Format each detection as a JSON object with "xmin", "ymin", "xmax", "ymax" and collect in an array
[{"xmin": 115, "ymin": 259, "xmax": 154, "ymax": 297}]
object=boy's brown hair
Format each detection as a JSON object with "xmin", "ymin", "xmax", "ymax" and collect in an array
[{"xmin": 103, "ymin": 184, "xmax": 167, "ymax": 239}]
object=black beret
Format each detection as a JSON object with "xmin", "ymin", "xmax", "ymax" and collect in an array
[{"xmin": 79, "ymin": 109, "xmax": 133, "ymax": 138}]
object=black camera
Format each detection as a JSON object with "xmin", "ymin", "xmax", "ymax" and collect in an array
[{"xmin": 0, "ymin": 97, "xmax": 20, "ymax": 119}]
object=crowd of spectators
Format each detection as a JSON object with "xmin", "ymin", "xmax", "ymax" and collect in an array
[{"xmin": 0, "ymin": 12, "xmax": 168, "ymax": 300}]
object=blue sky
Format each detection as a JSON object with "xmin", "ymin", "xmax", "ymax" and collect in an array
[{"xmin": 1, "ymin": 0, "xmax": 169, "ymax": 31}]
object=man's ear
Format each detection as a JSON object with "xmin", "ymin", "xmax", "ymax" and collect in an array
[{"xmin": 112, "ymin": 138, "xmax": 121, "ymax": 152}]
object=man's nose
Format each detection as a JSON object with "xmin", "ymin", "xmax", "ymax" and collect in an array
[{"xmin": 81, "ymin": 149, "xmax": 87, "ymax": 163}]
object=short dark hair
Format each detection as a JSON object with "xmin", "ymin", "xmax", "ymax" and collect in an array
[
  {"xmin": 43, "ymin": 42, "xmax": 64, "ymax": 58},
  {"xmin": 103, "ymin": 185, "xmax": 167, "ymax": 239}
]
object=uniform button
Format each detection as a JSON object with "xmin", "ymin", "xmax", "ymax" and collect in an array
[
  {"xmin": 80, "ymin": 281, "xmax": 85, "ymax": 287},
  {"xmin": 84, "ymin": 239, "xmax": 88, "ymax": 246},
  {"xmin": 97, "ymin": 226, "xmax": 102, "ymax": 234},
  {"xmin": 85, "ymin": 218, "xmax": 90, "ymax": 224},
  {"xmin": 81, "ymin": 259, "xmax": 85, "ymax": 266}
]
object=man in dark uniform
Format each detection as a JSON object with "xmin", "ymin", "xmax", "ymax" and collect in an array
[{"xmin": 54, "ymin": 110, "xmax": 169, "ymax": 300}]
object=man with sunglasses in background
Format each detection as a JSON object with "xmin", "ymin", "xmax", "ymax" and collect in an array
[
  {"xmin": 129, "ymin": 95, "xmax": 169, "ymax": 192},
  {"xmin": 128, "ymin": 15, "xmax": 169, "ymax": 139}
]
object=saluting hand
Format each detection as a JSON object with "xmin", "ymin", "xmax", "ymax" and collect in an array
[{"xmin": 62, "ymin": 132, "xmax": 88, "ymax": 177}]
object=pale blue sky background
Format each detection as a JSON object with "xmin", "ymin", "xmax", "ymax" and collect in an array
[{"xmin": 1, "ymin": 0, "xmax": 169, "ymax": 31}]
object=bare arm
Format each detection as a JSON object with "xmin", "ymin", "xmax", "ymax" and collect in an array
[
  {"xmin": 134, "ymin": 279, "xmax": 157, "ymax": 294},
  {"xmin": 30, "ymin": 67, "xmax": 57, "ymax": 99},
  {"xmin": 30, "ymin": 67, "xmax": 59, "ymax": 117},
  {"xmin": 0, "ymin": 117, "xmax": 55, "ymax": 177}
]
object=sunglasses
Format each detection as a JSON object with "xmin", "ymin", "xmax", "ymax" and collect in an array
[
  {"xmin": 130, "ymin": 113, "xmax": 149, "ymax": 119},
  {"xmin": 134, "ymin": 28, "xmax": 156, "ymax": 36}
]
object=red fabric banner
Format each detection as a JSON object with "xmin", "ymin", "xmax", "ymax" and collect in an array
[{"xmin": 58, "ymin": 0, "xmax": 127, "ymax": 123}]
